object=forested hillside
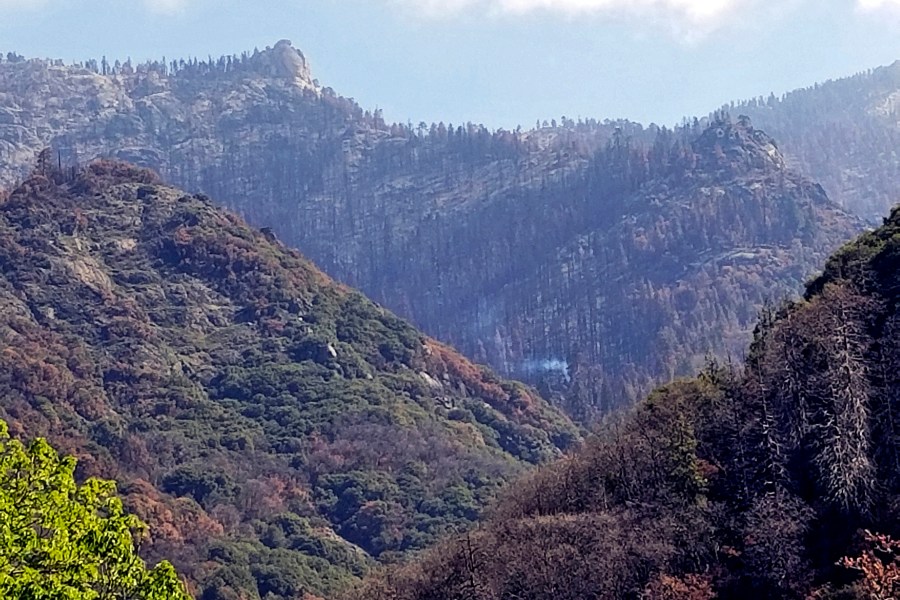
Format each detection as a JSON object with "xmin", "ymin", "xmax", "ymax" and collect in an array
[
  {"xmin": 348, "ymin": 203, "xmax": 900, "ymax": 600},
  {"xmin": 730, "ymin": 60, "xmax": 900, "ymax": 222},
  {"xmin": 0, "ymin": 44, "xmax": 880, "ymax": 417},
  {"xmin": 414, "ymin": 118, "xmax": 861, "ymax": 418},
  {"xmin": 0, "ymin": 160, "xmax": 577, "ymax": 599}
]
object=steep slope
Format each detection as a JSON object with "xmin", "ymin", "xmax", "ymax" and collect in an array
[
  {"xmin": 0, "ymin": 161, "xmax": 577, "ymax": 599},
  {"xmin": 348, "ymin": 204, "xmax": 900, "ymax": 600},
  {"xmin": 729, "ymin": 60, "xmax": 900, "ymax": 222},
  {"xmin": 423, "ymin": 119, "xmax": 862, "ymax": 418},
  {"xmin": 0, "ymin": 47, "xmax": 866, "ymax": 418}
]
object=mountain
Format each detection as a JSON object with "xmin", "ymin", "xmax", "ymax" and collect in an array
[
  {"xmin": 727, "ymin": 60, "xmax": 900, "ymax": 223},
  {"xmin": 0, "ymin": 45, "xmax": 868, "ymax": 417},
  {"xmin": 416, "ymin": 119, "xmax": 862, "ymax": 418},
  {"xmin": 0, "ymin": 41, "xmax": 621, "ymax": 208},
  {"xmin": 0, "ymin": 160, "xmax": 577, "ymax": 599},
  {"xmin": 346, "ymin": 204, "xmax": 900, "ymax": 600}
]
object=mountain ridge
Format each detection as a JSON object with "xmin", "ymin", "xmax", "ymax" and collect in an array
[
  {"xmin": 0, "ymin": 45, "xmax": 877, "ymax": 418},
  {"xmin": 726, "ymin": 58, "xmax": 900, "ymax": 222}
]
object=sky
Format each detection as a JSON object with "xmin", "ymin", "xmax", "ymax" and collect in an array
[{"xmin": 1, "ymin": 0, "xmax": 900, "ymax": 129}]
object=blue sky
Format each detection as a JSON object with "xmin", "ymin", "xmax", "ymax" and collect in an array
[{"xmin": 1, "ymin": 0, "xmax": 900, "ymax": 129}]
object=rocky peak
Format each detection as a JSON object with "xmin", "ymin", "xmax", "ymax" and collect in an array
[
  {"xmin": 693, "ymin": 117, "xmax": 785, "ymax": 176},
  {"xmin": 246, "ymin": 39, "xmax": 314, "ymax": 87}
]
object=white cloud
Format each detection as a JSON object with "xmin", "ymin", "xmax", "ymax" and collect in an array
[
  {"xmin": 391, "ymin": 0, "xmax": 756, "ymax": 29},
  {"xmin": 857, "ymin": 0, "xmax": 900, "ymax": 10},
  {"xmin": 502, "ymin": 0, "xmax": 739, "ymax": 24},
  {"xmin": 858, "ymin": 0, "xmax": 899, "ymax": 8}
]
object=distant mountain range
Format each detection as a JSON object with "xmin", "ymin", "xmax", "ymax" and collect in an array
[
  {"xmin": 0, "ymin": 43, "xmax": 893, "ymax": 419},
  {"xmin": 728, "ymin": 60, "xmax": 900, "ymax": 222}
]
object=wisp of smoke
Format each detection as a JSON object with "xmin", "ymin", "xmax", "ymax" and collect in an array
[{"xmin": 521, "ymin": 358, "xmax": 570, "ymax": 381}]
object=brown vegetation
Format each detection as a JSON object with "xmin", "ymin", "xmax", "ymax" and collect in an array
[{"xmin": 345, "ymin": 205, "xmax": 900, "ymax": 600}]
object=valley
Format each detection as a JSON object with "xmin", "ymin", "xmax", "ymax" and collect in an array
[
  {"xmin": 2, "ymin": 43, "xmax": 894, "ymax": 416},
  {"xmin": 0, "ymin": 34, "xmax": 899, "ymax": 600}
]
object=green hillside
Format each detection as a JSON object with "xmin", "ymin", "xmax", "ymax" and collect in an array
[{"xmin": 0, "ymin": 159, "xmax": 577, "ymax": 599}]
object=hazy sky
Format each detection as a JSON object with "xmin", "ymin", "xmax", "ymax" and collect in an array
[{"xmin": 1, "ymin": 0, "xmax": 899, "ymax": 129}]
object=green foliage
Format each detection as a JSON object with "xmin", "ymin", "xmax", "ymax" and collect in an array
[
  {"xmin": 808, "ymin": 205, "xmax": 900, "ymax": 299},
  {"xmin": 162, "ymin": 465, "xmax": 237, "ymax": 507},
  {"xmin": 0, "ymin": 420, "xmax": 190, "ymax": 599},
  {"xmin": 0, "ymin": 166, "xmax": 578, "ymax": 599},
  {"xmin": 201, "ymin": 537, "xmax": 368, "ymax": 600}
]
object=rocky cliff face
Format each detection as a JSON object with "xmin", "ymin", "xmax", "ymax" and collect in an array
[
  {"xmin": 0, "ymin": 40, "xmax": 329, "ymax": 193},
  {"xmin": 0, "ymin": 46, "xmax": 868, "ymax": 417}
]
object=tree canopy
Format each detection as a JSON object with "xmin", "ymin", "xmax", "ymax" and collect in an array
[{"xmin": 0, "ymin": 419, "xmax": 191, "ymax": 599}]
